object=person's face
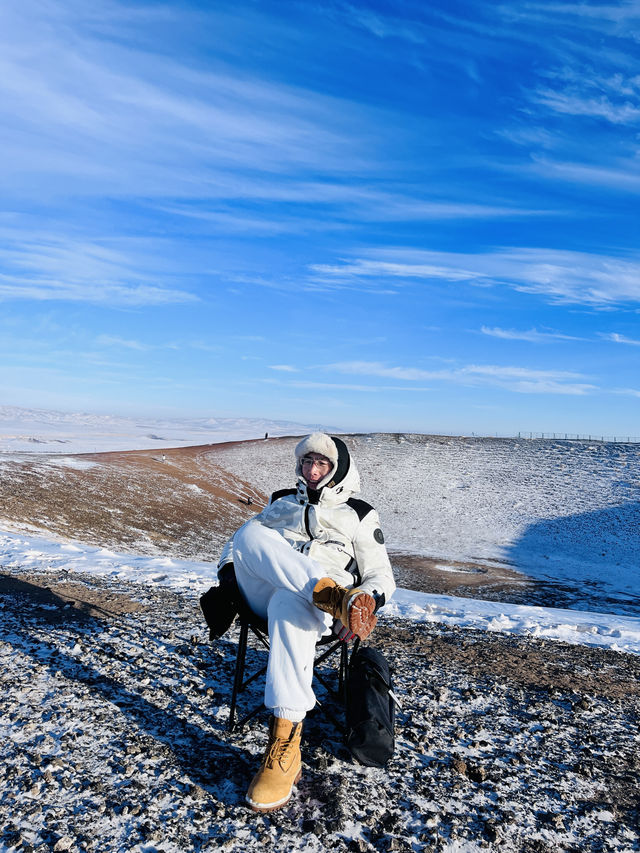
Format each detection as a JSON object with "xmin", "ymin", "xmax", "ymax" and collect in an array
[{"xmin": 300, "ymin": 453, "xmax": 332, "ymax": 489}]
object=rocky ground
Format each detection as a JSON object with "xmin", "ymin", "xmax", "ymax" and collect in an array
[{"xmin": 1, "ymin": 568, "xmax": 639, "ymax": 853}]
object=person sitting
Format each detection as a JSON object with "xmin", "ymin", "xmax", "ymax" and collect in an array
[{"xmin": 207, "ymin": 432, "xmax": 395, "ymax": 813}]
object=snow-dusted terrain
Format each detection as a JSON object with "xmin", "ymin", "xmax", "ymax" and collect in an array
[
  {"xmin": 210, "ymin": 433, "xmax": 640, "ymax": 619},
  {"xmin": 1, "ymin": 532, "xmax": 639, "ymax": 657},
  {"xmin": 2, "ymin": 568, "xmax": 639, "ymax": 853},
  {"xmin": 0, "ymin": 406, "xmax": 320, "ymax": 455},
  {"xmin": 1, "ymin": 409, "xmax": 639, "ymax": 852}
]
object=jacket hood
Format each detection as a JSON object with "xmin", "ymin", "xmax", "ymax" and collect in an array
[
  {"xmin": 295, "ymin": 434, "xmax": 361, "ymax": 505},
  {"xmin": 295, "ymin": 433, "xmax": 350, "ymax": 490}
]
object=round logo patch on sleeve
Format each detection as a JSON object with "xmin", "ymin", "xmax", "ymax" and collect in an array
[{"xmin": 373, "ymin": 528, "xmax": 385, "ymax": 544}]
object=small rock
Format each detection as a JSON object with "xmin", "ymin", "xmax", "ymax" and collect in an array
[
  {"xmin": 468, "ymin": 764, "xmax": 487, "ymax": 783},
  {"xmin": 377, "ymin": 811, "xmax": 395, "ymax": 831},
  {"xmin": 483, "ymin": 819, "xmax": 499, "ymax": 841}
]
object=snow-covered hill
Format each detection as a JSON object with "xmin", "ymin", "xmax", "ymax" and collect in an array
[
  {"xmin": 211, "ymin": 433, "xmax": 640, "ymax": 618},
  {"xmin": 0, "ymin": 405, "xmax": 327, "ymax": 454}
]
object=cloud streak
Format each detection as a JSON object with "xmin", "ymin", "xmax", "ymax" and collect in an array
[
  {"xmin": 312, "ymin": 248, "xmax": 640, "ymax": 306},
  {"xmin": 0, "ymin": 225, "xmax": 198, "ymax": 307},
  {"xmin": 324, "ymin": 361, "xmax": 597, "ymax": 396},
  {"xmin": 601, "ymin": 332, "xmax": 640, "ymax": 346},
  {"xmin": 480, "ymin": 326, "xmax": 585, "ymax": 343},
  {"xmin": 0, "ymin": 3, "xmax": 382, "ymax": 206}
]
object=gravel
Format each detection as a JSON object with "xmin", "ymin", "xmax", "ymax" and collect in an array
[{"xmin": 2, "ymin": 567, "xmax": 639, "ymax": 852}]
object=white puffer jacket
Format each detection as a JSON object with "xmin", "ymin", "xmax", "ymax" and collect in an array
[{"xmin": 218, "ymin": 452, "xmax": 395, "ymax": 605}]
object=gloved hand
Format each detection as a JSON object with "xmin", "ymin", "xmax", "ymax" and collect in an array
[
  {"xmin": 200, "ymin": 562, "xmax": 239, "ymax": 640},
  {"xmin": 333, "ymin": 618, "xmax": 356, "ymax": 643}
]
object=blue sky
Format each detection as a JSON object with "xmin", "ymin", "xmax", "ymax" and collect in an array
[{"xmin": 1, "ymin": 0, "xmax": 639, "ymax": 437}]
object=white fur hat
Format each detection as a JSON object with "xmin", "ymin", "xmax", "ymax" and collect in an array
[{"xmin": 294, "ymin": 432, "xmax": 338, "ymax": 466}]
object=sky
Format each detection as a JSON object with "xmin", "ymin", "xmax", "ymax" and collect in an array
[{"xmin": 1, "ymin": 0, "xmax": 639, "ymax": 437}]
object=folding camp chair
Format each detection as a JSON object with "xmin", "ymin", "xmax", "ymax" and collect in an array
[{"xmin": 228, "ymin": 598, "xmax": 359, "ymax": 733}]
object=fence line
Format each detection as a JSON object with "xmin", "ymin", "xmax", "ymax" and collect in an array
[{"xmin": 465, "ymin": 431, "xmax": 640, "ymax": 444}]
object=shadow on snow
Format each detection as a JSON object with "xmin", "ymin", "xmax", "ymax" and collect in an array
[{"xmin": 506, "ymin": 501, "xmax": 640, "ymax": 617}]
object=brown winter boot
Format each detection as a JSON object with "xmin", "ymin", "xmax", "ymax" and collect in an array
[
  {"xmin": 312, "ymin": 578, "xmax": 377, "ymax": 640},
  {"xmin": 245, "ymin": 716, "xmax": 303, "ymax": 813}
]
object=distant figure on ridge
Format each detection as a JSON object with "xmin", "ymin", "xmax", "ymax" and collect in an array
[{"xmin": 202, "ymin": 433, "xmax": 395, "ymax": 813}]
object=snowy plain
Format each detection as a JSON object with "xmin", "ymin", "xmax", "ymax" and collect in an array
[
  {"xmin": 2, "ymin": 409, "xmax": 640, "ymax": 853},
  {"xmin": 0, "ymin": 406, "xmax": 316, "ymax": 455}
]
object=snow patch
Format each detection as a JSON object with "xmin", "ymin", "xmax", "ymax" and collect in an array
[{"xmin": 1, "ymin": 530, "xmax": 638, "ymax": 655}]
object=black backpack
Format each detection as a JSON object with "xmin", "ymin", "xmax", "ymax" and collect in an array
[{"xmin": 345, "ymin": 646, "xmax": 396, "ymax": 768}]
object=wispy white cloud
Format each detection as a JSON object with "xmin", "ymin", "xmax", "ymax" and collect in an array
[
  {"xmin": 95, "ymin": 335, "xmax": 149, "ymax": 351},
  {"xmin": 531, "ymin": 63, "xmax": 640, "ymax": 126},
  {"xmin": 480, "ymin": 326, "xmax": 585, "ymax": 343},
  {"xmin": 263, "ymin": 377, "xmax": 433, "ymax": 393},
  {"xmin": 616, "ymin": 387, "xmax": 640, "ymax": 398},
  {"xmin": 533, "ymin": 89, "xmax": 640, "ymax": 124},
  {"xmin": 528, "ymin": 157, "xmax": 640, "ymax": 193},
  {"xmin": 0, "ymin": 0, "xmax": 572, "ymax": 226},
  {"xmin": 311, "ymin": 256, "xmax": 480, "ymax": 284},
  {"xmin": 268, "ymin": 364, "xmax": 299, "ymax": 372},
  {"xmin": 0, "ymin": 230, "xmax": 197, "ymax": 307},
  {"xmin": 0, "ymin": 3, "xmax": 380, "ymax": 207},
  {"xmin": 95, "ymin": 335, "xmax": 180, "ymax": 351},
  {"xmin": 342, "ymin": 4, "xmax": 427, "ymax": 44},
  {"xmin": 327, "ymin": 361, "xmax": 437, "ymax": 381},
  {"xmin": 311, "ymin": 247, "xmax": 640, "ymax": 307},
  {"xmin": 324, "ymin": 360, "xmax": 597, "ymax": 395},
  {"xmin": 0, "ymin": 278, "xmax": 195, "ymax": 307},
  {"xmin": 521, "ymin": 2, "xmax": 640, "ymax": 28},
  {"xmin": 600, "ymin": 332, "xmax": 640, "ymax": 346}
]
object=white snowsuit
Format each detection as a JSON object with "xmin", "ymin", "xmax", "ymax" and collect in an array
[{"xmin": 218, "ymin": 451, "xmax": 395, "ymax": 722}]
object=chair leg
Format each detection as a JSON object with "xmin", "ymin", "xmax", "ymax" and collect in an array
[
  {"xmin": 228, "ymin": 618, "xmax": 249, "ymax": 732},
  {"xmin": 339, "ymin": 641, "xmax": 347, "ymax": 699},
  {"xmin": 227, "ymin": 620, "xmax": 358, "ymax": 735}
]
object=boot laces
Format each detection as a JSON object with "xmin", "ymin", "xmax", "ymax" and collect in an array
[
  {"xmin": 326, "ymin": 584, "xmax": 347, "ymax": 613},
  {"xmin": 262, "ymin": 727, "xmax": 298, "ymax": 769},
  {"xmin": 264, "ymin": 738, "xmax": 285, "ymax": 768}
]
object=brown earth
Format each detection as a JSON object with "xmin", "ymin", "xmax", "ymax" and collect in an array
[
  {"xmin": 0, "ymin": 441, "xmax": 267, "ymax": 564},
  {"xmin": 0, "ymin": 571, "xmax": 146, "ymax": 621},
  {"xmin": 390, "ymin": 553, "xmax": 534, "ymax": 600}
]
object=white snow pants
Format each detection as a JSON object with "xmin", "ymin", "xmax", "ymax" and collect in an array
[{"xmin": 232, "ymin": 519, "xmax": 333, "ymax": 722}]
